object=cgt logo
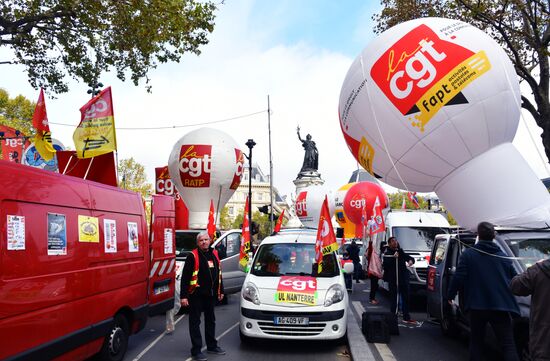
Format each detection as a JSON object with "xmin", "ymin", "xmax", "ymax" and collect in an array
[
  {"xmin": 155, "ymin": 167, "xmax": 175, "ymax": 195},
  {"xmin": 278, "ymin": 276, "xmax": 317, "ymax": 292},
  {"xmin": 230, "ymin": 149, "xmax": 244, "ymax": 190},
  {"xmin": 178, "ymin": 144, "xmax": 212, "ymax": 188},
  {"xmin": 371, "ymin": 24, "xmax": 474, "ymax": 118},
  {"xmin": 295, "ymin": 191, "xmax": 307, "ymax": 217},
  {"xmin": 348, "ymin": 197, "xmax": 367, "ymax": 209}
]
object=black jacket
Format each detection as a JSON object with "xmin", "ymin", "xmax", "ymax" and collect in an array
[
  {"xmin": 180, "ymin": 248, "xmax": 224, "ymax": 298},
  {"xmin": 382, "ymin": 247, "xmax": 414, "ymax": 283},
  {"xmin": 447, "ymin": 241, "xmax": 519, "ymax": 314},
  {"xmin": 511, "ymin": 259, "xmax": 550, "ymax": 360},
  {"xmin": 347, "ymin": 243, "xmax": 361, "ymax": 263}
]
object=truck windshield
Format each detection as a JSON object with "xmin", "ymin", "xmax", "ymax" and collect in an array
[
  {"xmin": 393, "ymin": 227, "xmax": 450, "ymax": 252},
  {"xmin": 175, "ymin": 231, "xmax": 199, "ymax": 257},
  {"xmin": 505, "ymin": 237, "xmax": 550, "ymax": 269},
  {"xmin": 251, "ymin": 243, "xmax": 339, "ymax": 278}
]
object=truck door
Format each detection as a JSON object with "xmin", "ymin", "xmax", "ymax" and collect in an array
[
  {"xmin": 427, "ymin": 235, "xmax": 449, "ymax": 319},
  {"xmin": 148, "ymin": 195, "xmax": 176, "ymax": 316}
]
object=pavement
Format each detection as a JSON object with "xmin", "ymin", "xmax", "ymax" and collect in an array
[{"xmin": 346, "ymin": 279, "xmax": 377, "ymax": 361}]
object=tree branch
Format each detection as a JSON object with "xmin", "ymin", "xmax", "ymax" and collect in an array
[{"xmin": 522, "ymin": 95, "xmax": 542, "ymax": 127}]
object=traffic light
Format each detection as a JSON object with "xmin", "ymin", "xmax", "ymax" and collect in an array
[{"xmin": 257, "ymin": 205, "xmax": 270, "ymax": 214}]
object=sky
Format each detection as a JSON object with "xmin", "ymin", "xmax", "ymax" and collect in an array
[{"xmin": 1, "ymin": 0, "xmax": 549, "ymax": 200}]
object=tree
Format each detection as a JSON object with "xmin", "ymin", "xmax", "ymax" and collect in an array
[
  {"xmin": 219, "ymin": 205, "xmax": 232, "ymax": 230},
  {"xmin": 387, "ymin": 191, "xmax": 428, "ymax": 209},
  {"xmin": 372, "ymin": 0, "xmax": 550, "ymax": 162},
  {"xmin": 118, "ymin": 157, "xmax": 152, "ymax": 197},
  {"xmin": 0, "ymin": 0, "xmax": 217, "ymax": 94},
  {"xmin": 0, "ymin": 88, "xmax": 35, "ymax": 135}
]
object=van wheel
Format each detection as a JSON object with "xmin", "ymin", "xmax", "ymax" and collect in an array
[
  {"xmin": 440, "ymin": 316, "xmax": 459, "ymax": 337},
  {"xmin": 98, "ymin": 314, "xmax": 129, "ymax": 361}
]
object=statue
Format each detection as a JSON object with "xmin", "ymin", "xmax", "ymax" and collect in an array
[{"xmin": 297, "ymin": 126, "xmax": 319, "ymax": 173}]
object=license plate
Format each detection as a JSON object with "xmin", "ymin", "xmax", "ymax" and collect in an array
[
  {"xmin": 273, "ymin": 316, "xmax": 309, "ymax": 325},
  {"xmin": 154, "ymin": 284, "xmax": 170, "ymax": 295}
]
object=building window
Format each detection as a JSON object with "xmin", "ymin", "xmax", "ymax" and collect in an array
[{"xmin": 229, "ymin": 206, "xmax": 234, "ymax": 215}]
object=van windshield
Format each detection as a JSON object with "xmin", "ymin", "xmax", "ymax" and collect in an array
[
  {"xmin": 393, "ymin": 227, "xmax": 450, "ymax": 252},
  {"xmin": 252, "ymin": 243, "xmax": 339, "ymax": 278},
  {"xmin": 175, "ymin": 231, "xmax": 199, "ymax": 257},
  {"xmin": 505, "ymin": 237, "xmax": 550, "ymax": 269}
]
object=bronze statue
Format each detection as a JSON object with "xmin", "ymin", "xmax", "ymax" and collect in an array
[{"xmin": 297, "ymin": 126, "xmax": 318, "ymax": 172}]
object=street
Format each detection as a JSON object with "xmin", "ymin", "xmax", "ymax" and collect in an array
[{"xmin": 119, "ymin": 281, "xmax": 506, "ymax": 361}]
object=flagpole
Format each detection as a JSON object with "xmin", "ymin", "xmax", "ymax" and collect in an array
[
  {"xmin": 84, "ymin": 157, "xmax": 94, "ymax": 180},
  {"xmin": 267, "ymin": 95, "xmax": 274, "ymax": 233},
  {"xmin": 215, "ymin": 185, "xmax": 222, "ymax": 227}
]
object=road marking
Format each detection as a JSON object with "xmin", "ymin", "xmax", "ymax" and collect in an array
[
  {"xmin": 352, "ymin": 301, "xmax": 397, "ymax": 361},
  {"xmin": 132, "ymin": 314, "xmax": 186, "ymax": 361},
  {"xmin": 184, "ymin": 322, "xmax": 240, "ymax": 361}
]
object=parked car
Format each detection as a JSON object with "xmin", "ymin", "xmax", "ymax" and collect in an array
[
  {"xmin": 426, "ymin": 228, "xmax": 550, "ymax": 359},
  {"xmin": 175, "ymin": 229, "xmax": 245, "ymax": 295},
  {"xmin": 239, "ymin": 228, "xmax": 350, "ymax": 342}
]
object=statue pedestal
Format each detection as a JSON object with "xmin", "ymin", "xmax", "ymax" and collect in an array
[{"xmin": 293, "ymin": 170, "xmax": 325, "ymax": 194}]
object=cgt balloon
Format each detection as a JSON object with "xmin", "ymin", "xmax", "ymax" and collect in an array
[
  {"xmin": 334, "ymin": 183, "xmax": 361, "ymax": 239},
  {"xmin": 339, "ymin": 17, "xmax": 550, "ymax": 229},
  {"xmin": 295, "ymin": 184, "xmax": 334, "ymax": 228},
  {"xmin": 168, "ymin": 127, "xmax": 244, "ymax": 229},
  {"xmin": 342, "ymin": 182, "xmax": 388, "ymax": 226}
]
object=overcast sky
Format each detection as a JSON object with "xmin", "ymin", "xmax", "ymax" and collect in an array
[{"xmin": 2, "ymin": 0, "xmax": 549, "ymax": 199}]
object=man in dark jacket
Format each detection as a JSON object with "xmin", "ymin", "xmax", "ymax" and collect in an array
[
  {"xmin": 383, "ymin": 236, "xmax": 416, "ymax": 323},
  {"xmin": 510, "ymin": 258, "xmax": 550, "ymax": 360},
  {"xmin": 347, "ymin": 240, "xmax": 361, "ymax": 283},
  {"xmin": 447, "ymin": 222, "xmax": 519, "ymax": 361},
  {"xmin": 181, "ymin": 231, "xmax": 225, "ymax": 361}
]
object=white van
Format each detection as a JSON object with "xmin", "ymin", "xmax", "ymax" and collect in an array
[{"xmin": 382, "ymin": 210, "xmax": 450, "ymax": 293}]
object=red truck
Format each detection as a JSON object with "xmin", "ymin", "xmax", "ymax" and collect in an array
[{"xmin": 0, "ymin": 160, "xmax": 176, "ymax": 361}]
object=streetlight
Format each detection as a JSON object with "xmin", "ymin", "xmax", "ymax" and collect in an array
[
  {"xmin": 87, "ymin": 82, "xmax": 104, "ymax": 98},
  {"xmin": 245, "ymin": 139, "xmax": 256, "ymax": 241}
]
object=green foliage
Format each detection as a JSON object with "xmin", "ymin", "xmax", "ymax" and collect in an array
[
  {"xmin": 0, "ymin": 0, "xmax": 217, "ymax": 94},
  {"xmin": 231, "ymin": 213, "xmax": 244, "ymax": 230},
  {"xmin": 118, "ymin": 157, "xmax": 152, "ymax": 197},
  {"xmin": 219, "ymin": 205, "xmax": 232, "ymax": 230},
  {"xmin": 0, "ymin": 88, "xmax": 35, "ymax": 135},
  {"xmin": 372, "ymin": 0, "xmax": 550, "ymax": 162},
  {"xmin": 387, "ymin": 192, "xmax": 427, "ymax": 209},
  {"xmin": 252, "ymin": 211, "xmax": 271, "ymax": 240}
]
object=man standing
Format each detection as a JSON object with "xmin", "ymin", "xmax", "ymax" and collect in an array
[
  {"xmin": 181, "ymin": 231, "xmax": 226, "ymax": 361},
  {"xmin": 347, "ymin": 240, "xmax": 361, "ymax": 283},
  {"xmin": 447, "ymin": 222, "xmax": 519, "ymax": 361},
  {"xmin": 383, "ymin": 236, "xmax": 416, "ymax": 324},
  {"xmin": 510, "ymin": 258, "xmax": 550, "ymax": 360}
]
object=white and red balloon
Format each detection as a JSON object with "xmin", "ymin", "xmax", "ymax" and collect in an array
[
  {"xmin": 295, "ymin": 185, "xmax": 334, "ymax": 228},
  {"xmin": 168, "ymin": 127, "xmax": 244, "ymax": 229},
  {"xmin": 342, "ymin": 182, "xmax": 388, "ymax": 226},
  {"xmin": 339, "ymin": 17, "xmax": 550, "ymax": 229}
]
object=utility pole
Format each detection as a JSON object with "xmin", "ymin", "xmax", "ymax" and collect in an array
[
  {"xmin": 246, "ymin": 139, "xmax": 256, "ymax": 242},
  {"xmin": 267, "ymin": 95, "xmax": 274, "ymax": 233}
]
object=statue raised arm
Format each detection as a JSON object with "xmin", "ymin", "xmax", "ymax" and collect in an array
[{"xmin": 296, "ymin": 127, "xmax": 319, "ymax": 172}]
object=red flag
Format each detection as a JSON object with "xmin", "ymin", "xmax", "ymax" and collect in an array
[
  {"xmin": 407, "ymin": 192, "xmax": 420, "ymax": 208},
  {"xmin": 401, "ymin": 196, "xmax": 407, "ymax": 209},
  {"xmin": 239, "ymin": 196, "xmax": 251, "ymax": 269},
  {"xmin": 32, "ymin": 89, "xmax": 56, "ymax": 161},
  {"xmin": 368, "ymin": 196, "xmax": 385, "ymax": 236},
  {"xmin": 207, "ymin": 200, "xmax": 216, "ymax": 240},
  {"xmin": 274, "ymin": 209, "xmax": 285, "ymax": 233},
  {"xmin": 315, "ymin": 196, "xmax": 338, "ymax": 273}
]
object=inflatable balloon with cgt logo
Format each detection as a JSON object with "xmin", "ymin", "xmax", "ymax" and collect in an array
[
  {"xmin": 338, "ymin": 17, "xmax": 550, "ymax": 229},
  {"xmin": 168, "ymin": 127, "xmax": 244, "ymax": 229},
  {"xmin": 342, "ymin": 182, "xmax": 388, "ymax": 227},
  {"xmin": 295, "ymin": 185, "xmax": 334, "ymax": 228}
]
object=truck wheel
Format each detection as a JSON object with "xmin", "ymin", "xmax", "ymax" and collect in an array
[
  {"xmin": 99, "ymin": 314, "xmax": 129, "ymax": 361},
  {"xmin": 440, "ymin": 316, "xmax": 459, "ymax": 337}
]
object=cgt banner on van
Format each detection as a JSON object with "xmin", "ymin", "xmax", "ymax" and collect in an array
[{"xmin": 338, "ymin": 17, "xmax": 550, "ymax": 229}]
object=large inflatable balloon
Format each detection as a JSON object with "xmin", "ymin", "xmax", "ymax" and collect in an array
[
  {"xmin": 342, "ymin": 182, "xmax": 388, "ymax": 226},
  {"xmin": 334, "ymin": 183, "xmax": 360, "ymax": 239},
  {"xmin": 168, "ymin": 128, "xmax": 244, "ymax": 229},
  {"xmin": 295, "ymin": 185, "xmax": 335, "ymax": 228},
  {"xmin": 339, "ymin": 17, "xmax": 550, "ymax": 229}
]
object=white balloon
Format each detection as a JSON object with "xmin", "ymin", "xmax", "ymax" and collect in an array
[
  {"xmin": 295, "ymin": 184, "xmax": 334, "ymax": 228},
  {"xmin": 339, "ymin": 17, "xmax": 550, "ymax": 229},
  {"xmin": 168, "ymin": 127, "xmax": 243, "ymax": 229}
]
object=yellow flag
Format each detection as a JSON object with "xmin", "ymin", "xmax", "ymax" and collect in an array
[
  {"xmin": 32, "ymin": 89, "xmax": 56, "ymax": 161},
  {"xmin": 73, "ymin": 87, "xmax": 117, "ymax": 159}
]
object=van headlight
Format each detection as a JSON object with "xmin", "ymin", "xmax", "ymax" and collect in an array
[
  {"xmin": 242, "ymin": 282, "xmax": 261, "ymax": 305},
  {"xmin": 324, "ymin": 284, "xmax": 345, "ymax": 307}
]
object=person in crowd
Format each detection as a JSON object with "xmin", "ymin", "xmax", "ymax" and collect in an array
[
  {"xmin": 347, "ymin": 240, "xmax": 361, "ymax": 283},
  {"xmin": 363, "ymin": 240, "xmax": 380, "ymax": 305},
  {"xmin": 341, "ymin": 250, "xmax": 353, "ymax": 290},
  {"xmin": 510, "ymin": 258, "xmax": 550, "ymax": 360},
  {"xmin": 447, "ymin": 222, "xmax": 519, "ymax": 361},
  {"xmin": 383, "ymin": 236, "xmax": 416, "ymax": 324},
  {"xmin": 180, "ymin": 231, "xmax": 226, "ymax": 361}
]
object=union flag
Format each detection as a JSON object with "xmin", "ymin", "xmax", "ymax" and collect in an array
[{"xmin": 32, "ymin": 89, "xmax": 56, "ymax": 161}]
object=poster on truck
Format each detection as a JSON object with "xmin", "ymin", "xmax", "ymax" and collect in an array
[
  {"xmin": 78, "ymin": 215, "xmax": 99, "ymax": 243},
  {"xmin": 47, "ymin": 213, "xmax": 67, "ymax": 255},
  {"xmin": 104, "ymin": 219, "xmax": 117, "ymax": 253},
  {"xmin": 7, "ymin": 215, "xmax": 25, "ymax": 250},
  {"xmin": 128, "ymin": 222, "xmax": 139, "ymax": 252},
  {"xmin": 164, "ymin": 228, "xmax": 173, "ymax": 254}
]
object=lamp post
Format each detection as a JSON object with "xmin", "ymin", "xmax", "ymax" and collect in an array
[
  {"xmin": 87, "ymin": 82, "xmax": 104, "ymax": 98},
  {"xmin": 246, "ymin": 139, "xmax": 256, "ymax": 239}
]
